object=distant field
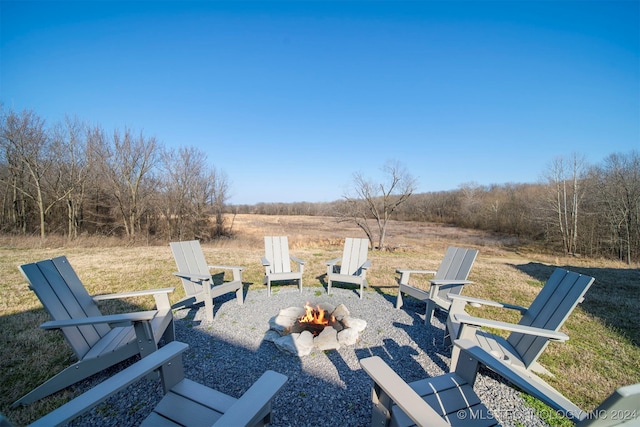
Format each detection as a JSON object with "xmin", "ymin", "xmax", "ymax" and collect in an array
[{"xmin": 1, "ymin": 214, "xmax": 638, "ymax": 426}]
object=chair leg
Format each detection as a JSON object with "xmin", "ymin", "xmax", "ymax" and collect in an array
[
  {"xmin": 424, "ymin": 300, "xmax": 436, "ymax": 325},
  {"xmin": 162, "ymin": 318, "xmax": 176, "ymax": 343},
  {"xmin": 370, "ymin": 383, "xmax": 393, "ymax": 426},
  {"xmin": 204, "ymin": 296, "xmax": 214, "ymax": 322},
  {"xmin": 450, "ymin": 344, "xmax": 461, "ymax": 373},
  {"xmin": 236, "ymin": 286, "xmax": 244, "ymax": 305},
  {"xmin": 395, "ymin": 291, "xmax": 403, "ymax": 309},
  {"xmin": 449, "ymin": 324, "xmax": 477, "ymax": 373},
  {"xmin": 443, "ymin": 329, "xmax": 452, "ymax": 348}
]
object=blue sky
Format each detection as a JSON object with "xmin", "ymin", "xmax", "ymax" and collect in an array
[{"xmin": 2, "ymin": 1, "xmax": 638, "ymax": 205}]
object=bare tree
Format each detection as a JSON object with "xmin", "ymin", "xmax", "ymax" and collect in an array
[
  {"xmin": 341, "ymin": 160, "xmax": 417, "ymax": 250},
  {"xmin": 51, "ymin": 116, "xmax": 90, "ymax": 239},
  {"xmin": 211, "ymin": 167, "xmax": 231, "ymax": 237},
  {"xmin": 592, "ymin": 151, "xmax": 640, "ymax": 264},
  {"xmin": 458, "ymin": 181, "xmax": 484, "ymax": 228},
  {"xmin": 160, "ymin": 146, "xmax": 230, "ymax": 240},
  {"xmin": 0, "ymin": 109, "xmax": 67, "ymax": 239},
  {"xmin": 92, "ymin": 128, "xmax": 160, "ymax": 238},
  {"xmin": 0, "ymin": 110, "xmax": 28, "ymax": 233},
  {"xmin": 543, "ymin": 153, "xmax": 588, "ymax": 255},
  {"xmin": 161, "ymin": 146, "xmax": 200, "ymax": 239}
]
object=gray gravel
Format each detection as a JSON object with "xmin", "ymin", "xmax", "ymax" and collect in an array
[{"xmin": 69, "ymin": 287, "xmax": 548, "ymax": 427}]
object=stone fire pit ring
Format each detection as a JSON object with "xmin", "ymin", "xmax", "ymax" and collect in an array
[{"xmin": 266, "ymin": 303, "xmax": 367, "ymax": 356}]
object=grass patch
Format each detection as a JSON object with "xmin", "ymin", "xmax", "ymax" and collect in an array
[{"xmin": 521, "ymin": 394, "xmax": 573, "ymax": 427}]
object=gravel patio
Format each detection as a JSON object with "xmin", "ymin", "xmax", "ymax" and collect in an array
[{"xmin": 70, "ymin": 286, "xmax": 547, "ymax": 427}]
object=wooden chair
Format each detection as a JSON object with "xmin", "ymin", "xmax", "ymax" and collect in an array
[
  {"xmin": 170, "ymin": 240, "xmax": 244, "ymax": 321},
  {"xmin": 447, "ymin": 267, "xmax": 595, "ymax": 377},
  {"xmin": 395, "ymin": 246, "xmax": 478, "ymax": 324},
  {"xmin": 360, "ymin": 338, "xmax": 639, "ymax": 427},
  {"xmin": 261, "ymin": 236, "xmax": 305, "ymax": 295},
  {"xmin": 13, "ymin": 256, "xmax": 175, "ymax": 407},
  {"xmin": 325, "ymin": 237, "xmax": 371, "ymax": 299},
  {"xmin": 29, "ymin": 341, "xmax": 288, "ymax": 427}
]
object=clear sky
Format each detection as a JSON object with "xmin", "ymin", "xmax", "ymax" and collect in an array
[{"xmin": 1, "ymin": 1, "xmax": 638, "ymax": 205}]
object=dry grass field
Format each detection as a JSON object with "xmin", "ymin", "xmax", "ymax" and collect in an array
[{"xmin": 1, "ymin": 214, "xmax": 638, "ymax": 426}]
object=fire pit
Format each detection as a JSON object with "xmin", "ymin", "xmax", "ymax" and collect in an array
[{"xmin": 266, "ymin": 302, "xmax": 367, "ymax": 356}]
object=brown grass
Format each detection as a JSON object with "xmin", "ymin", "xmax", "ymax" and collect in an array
[{"xmin": 1, "ymin": 214, "xmax": 638, "ymax": 425}]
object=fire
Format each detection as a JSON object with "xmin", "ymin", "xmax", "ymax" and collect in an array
[{"xmin": 299, "ymin": 302, "xmax": 335, "ymax": 326}]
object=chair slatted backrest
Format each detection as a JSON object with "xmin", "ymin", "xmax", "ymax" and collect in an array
[
  {"xmin": 340, "ymin": 238, "xmax": 369, "ymax": 275},
  {"xmin": 433, "ymin": 247, "xmax": 479, "ymax": 298},
  {"xmin": 19, "ymin": 256, "xmax": 108, "ymax": 360},
  {"xmin": 264, "ymin": 236, "xmax": 292, "ymax": 274},
  {"xmin": 170, "ymin": 240, "xmax": 211, "ymax": 297},
  {"xmin": 509, "ymin": 268, "xmax": 595, "ymax": 367}
]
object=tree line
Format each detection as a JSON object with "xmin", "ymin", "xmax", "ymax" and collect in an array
[
  {"xmin": 0, "ymin": 109, "xmax": 230, "ymax": 242},
  {"xmin": 236, "ymin": 152, "xmax": 640, "ymax": 264},
  {"xmin": 1, "ymin": 108, "xmax": 638, "ymax": 263}
]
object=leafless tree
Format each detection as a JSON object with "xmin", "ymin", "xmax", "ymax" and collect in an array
[
  {"xmin": 161, "ymin": 146, "xmax": 200, "ymax": 239},
  {"xmin": 211, "ymin": 166, "xmax": 231, "ymax": 237},
  {"xmin": 0, "ymin": 110, "xmax": 27, "ymax": 232},
  {"xmin": 341, "ymin": 160, "xmax": 417, "ymax": 250},
  {"xmin": 0, "ymin": 109, "xmax": 67, "ymax": 239},
  {"xmin": 592, "ymin": 151, "xmax": 640, "ymax": 264},
  {"xmin": 92, "ymin": 127, "xmax": 160, "ymax": 238},
  {"xmin": 160, "ymin": 146, "xmax": 230, "ymax": 240},
  {"xmin": 51, "ymin": 116, "xmax": 90, "ymax": 239},
  {"xmin": 458, "ymin": 182, "xmax": 484, "ymax": 228},
  {"xmin": 543, "ymin": 153, "xmax": 588, "ymax": 255}
]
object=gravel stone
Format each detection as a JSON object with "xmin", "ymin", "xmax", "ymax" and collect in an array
[{"xmin": 68, "ymin": 287, "xmax": 548, "ymax": 427}]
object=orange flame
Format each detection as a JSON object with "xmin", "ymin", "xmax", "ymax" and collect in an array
[{"xmin": 299, "ymin": 302, "xmax": 334, "ymax": 325}]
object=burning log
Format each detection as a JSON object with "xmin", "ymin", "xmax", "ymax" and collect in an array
[{"xmin": 295, "ymin": 303, "xmax": 337, "ymax": 336}]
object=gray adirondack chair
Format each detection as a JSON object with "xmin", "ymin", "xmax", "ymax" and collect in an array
[
  {"xmin": 261, "ymin": 236, "xmax": 305, "ymax": 295},
  {"xmin": 325, "ymin": 237, "xmax": 371, "ymax": 299},
  {"xmin": 360, "ymin": 338, "xmax": 639, "ymax": 427},
  {"xmin": 170, "ymin": 240, "xmax": 244, "ymax": 321},
  {"xmin": 447, "ymin": 267, "xmax": 595, "ymax": 377},
  {"xmin": 13, "ymin": 256, "xmax": 175, "ymax": 407},
  {"xmin": 29, "ymin": 341, "xmax": 288, "ymax": 427},
  {"xmin": 395, "ymin": 246, "xmax": 478, "ymax": 324}
]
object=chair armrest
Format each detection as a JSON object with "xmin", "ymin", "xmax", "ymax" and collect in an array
[
  {"xmin": 208, "ymin": 264, "xmax": 245, "ymax": 271},
  {"xmin": 92, "ymin": 287, "xmax": 174, "ymax": 301},
  {"xmin": 173, "ymin": 272, "xmax": 211, "ymax": 282},
  {"xmin": 326, "ymin": 257, "xmax": 341, "ymax": 275},
  {"xmin": 359, "ymin": 356, "xmax": 449, "ymax": 427},
  {"xmin": 261, "ymin": 257, "xmax": 271, "ymax": 267},
  {"xmin": 395, "ymin": 269, "xmax": 436, "ymax": 285},
  {"xmin": 290, "ymin": 256, "xmax": 305, "ymax": 265},
  {"xmin": 209, "ymin": 265, "xmax": 244, "ymax": 282},
  {"xmin": 29, "ymin": 342, "xmax": 189, "ymax": 427},
  {"xmin": 447, "ymin": 293, "xmax": 528, "ymax": 312},
  {"xmin": 214, "ymin": 370, "xmax": 288, "ymax": 426},
  {"xmin": 430, "ymin": 279, "xmax": 474, "ymax": 285},
  {"xmin": 455, "ymin": 314, "xmax": 569, "ymax": 341},
  {"xmin": 455, "ymin": 339, "xmax": 584, "ymax": 421},
  {"xmin": 395, "ymin": 269, "xmax": 437, "ymax": 275},
  {"xmin": 40, "ymin": 311, "xmax": 158, "ymax": 329},
  {"xmin": 362, "ymin": 260, "xmax": 371, "ymax": 269}
]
